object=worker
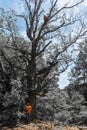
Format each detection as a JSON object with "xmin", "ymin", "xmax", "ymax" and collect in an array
[
  {"xmin": 44, "ymin": 15, "xmax": 49, "ymax": 22},
  {"xmin": 26, "ymin": 103, "xmax": 32, "ymax": 122}
]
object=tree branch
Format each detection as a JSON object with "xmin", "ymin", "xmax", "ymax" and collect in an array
[{"xmin": 36, "ymin": 40, "xmax": 52, "ymax": 56}]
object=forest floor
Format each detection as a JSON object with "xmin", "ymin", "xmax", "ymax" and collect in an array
[{"xmin": 1, "ymin": 121, "xmax": 87, "ymax": 130}]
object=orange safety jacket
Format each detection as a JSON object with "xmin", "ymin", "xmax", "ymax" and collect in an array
[
  {"xmin": 44, "ymin": 15, "xmax": 48, "ymax": 21},
  {"xmin": 26, "ymin": 105, "xmax": 32, "ymax": 114}
]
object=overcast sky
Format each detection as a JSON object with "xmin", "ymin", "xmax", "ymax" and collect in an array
[{"xmin": 0, "ymin": 0, "xmax": 87, "ymax": 89}]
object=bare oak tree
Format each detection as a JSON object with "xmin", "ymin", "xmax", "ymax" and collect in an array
[{"xmin": 0, "ymin": 0, "xmax": 87, "ymax": 114}]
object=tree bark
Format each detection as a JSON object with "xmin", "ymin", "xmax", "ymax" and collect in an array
[{"xmin": 26, "ymin": 41, "xmax": 37, "ymax": 119}]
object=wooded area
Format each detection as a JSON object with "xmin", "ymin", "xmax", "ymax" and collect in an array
[{"xmin": 0, "ymin": 0, "xmax": 87, "ymax": 128}]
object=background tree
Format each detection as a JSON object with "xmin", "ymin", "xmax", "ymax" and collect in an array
[{"xmin": 69, "ymin": 39, "xmax": 87, "ymax": 85}]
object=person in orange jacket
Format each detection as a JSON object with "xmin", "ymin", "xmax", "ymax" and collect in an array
[
  {"xmin": 44, "ymin": 15, "xmax": 49, "ymax": 22},
  {"xmin": 26, "ymin": 103, "xmax": 32, "ymax": 122}
]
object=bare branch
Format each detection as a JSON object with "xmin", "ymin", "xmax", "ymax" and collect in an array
[
  {"xmin": 41, "ymin": 22, "xmax": 65, "ymax": 38},
  {"xmin": 54, "ymin": 29, "xmax": 87, "ymax": 61},
  {"xmin": 24, "ymin": 0, "xmax": 32, "ymax": 19},
  {"xmin": 16, "ymin": 15, "xmax": 29, "ymax": 29},
  {"xmin": 49, "ymin": 0, "xmax": 84, "ymax": 20},
  {"xmin": 37, "ymin": 60, "xmax": 58, "ymax": 76},
  {"xmin": 36, "ymin": 41, "xmax": 52, "ymax": 56}
]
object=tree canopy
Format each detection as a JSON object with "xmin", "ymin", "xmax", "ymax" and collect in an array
[{"xmin": 69, "ymin": 39, "xmax": 87, "ymax": 85}]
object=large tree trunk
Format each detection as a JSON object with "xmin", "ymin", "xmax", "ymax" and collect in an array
[{"xmin": 26, "ymin": 42, "xmax": 37, "ymax": 119}]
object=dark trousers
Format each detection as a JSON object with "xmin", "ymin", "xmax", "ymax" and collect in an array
[{"xmin": 26, "ymin": 113, "xmax": 32, "ymax": 122}]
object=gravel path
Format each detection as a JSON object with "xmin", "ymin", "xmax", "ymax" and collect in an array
[{"xmin": 1, "ymin": 122, "xmax": 87, "ymax": 130}]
